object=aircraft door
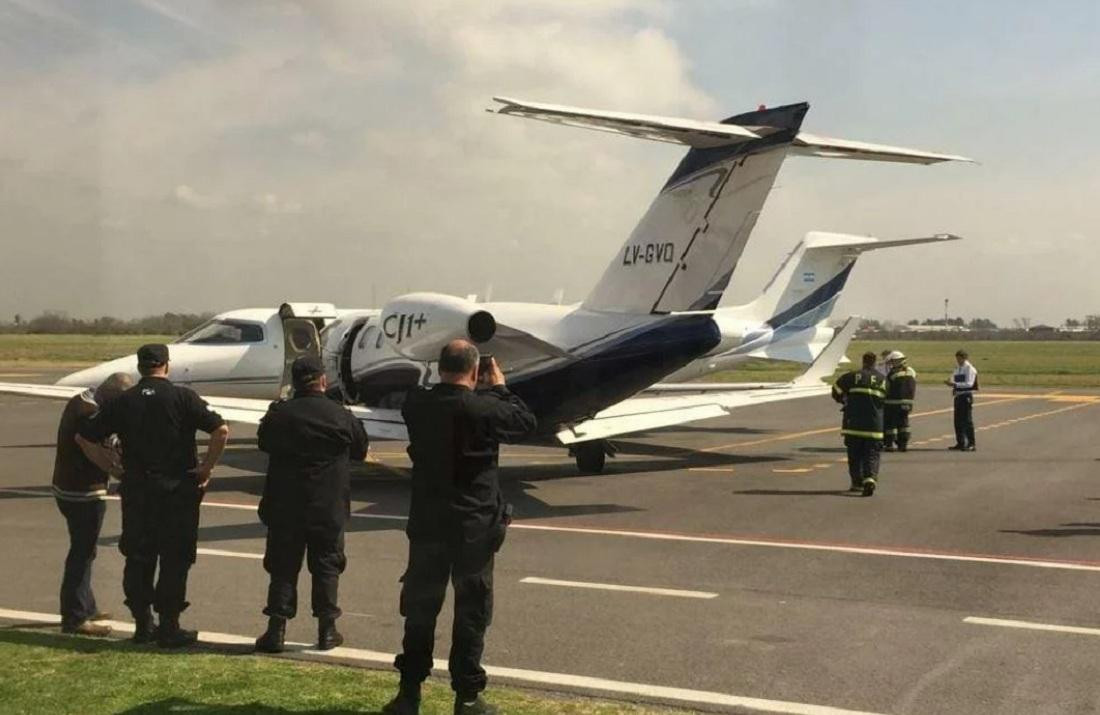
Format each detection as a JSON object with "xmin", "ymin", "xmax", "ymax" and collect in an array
[{"xmin": 279, "ymin": 317, "xmax": 322, "ymax": 398}]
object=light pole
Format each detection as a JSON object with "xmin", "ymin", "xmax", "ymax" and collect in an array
[{"xmin": 944, "ymin": 298, "xmax": 949, "ymax": 328}]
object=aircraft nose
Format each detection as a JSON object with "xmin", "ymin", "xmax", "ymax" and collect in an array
[
  {"xmin": 56, "ymin": 365, "xmax": 109, "ymax": 388},
  {"xmin": 56, "ymin": 356, "xmax": 138, "ymax": 388}
]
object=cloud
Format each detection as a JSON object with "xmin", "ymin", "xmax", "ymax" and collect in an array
[
  {"xmin": 173, "ymin": 184, "xmax": 219, "ymax": 210},
  {"xmin": 0, "ymin": 0, "xmax": 716, "ymax": 317}
]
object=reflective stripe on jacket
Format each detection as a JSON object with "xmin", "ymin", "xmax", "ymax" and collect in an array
[
  {"xmin": 832, "ymin": 368, "xmax": 886, "ymax": 440},
  {"xmin": 885, "ymin": 364, "xmax": 917, "ymax": 406}
]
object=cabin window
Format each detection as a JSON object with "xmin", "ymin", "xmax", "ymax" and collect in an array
[{"xmin": 176, "ymin": 319, "xmax": 265, "ymax": 344}]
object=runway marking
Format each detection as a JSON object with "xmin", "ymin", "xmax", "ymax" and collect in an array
[
  {"xmin": 964, "ymin": 616, "xmax": 1100, "ymax": 638},
  {"xmin": 772, "ymin": 468, "xmax": 813, "ymax": 474},
  {"xmin": 520, "ymin": 576, "xmax": 718, "ymax": 600},
  {"xmin": 507, "ymin": 523, "xmax": 1100, "ymax": 573},
  {"xmin": 699, "ymin": 396, "xmax": 1028, "ymax": 454},
  {"xmin": 8, "ymin": 488, "xmax": 1100, "ymax": 574},
  {"xmin": 688, "ymin": 467, "xmax": 735, "ymax": 472},
  {"xmin": 0, "ymin": 607, "xmax": 884, "ymax": 715},
  {"xmin": 196, "ymin": 547, "xmax": 263, "ymax": 560},
  {"xmin": 0, "ymin": 373, "xmax": 43, "ymax": 378}
]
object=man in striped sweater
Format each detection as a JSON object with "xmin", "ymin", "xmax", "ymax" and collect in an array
[{"xmin": 53, "ymin": 373, "xmax": 132, "ymax": 636}]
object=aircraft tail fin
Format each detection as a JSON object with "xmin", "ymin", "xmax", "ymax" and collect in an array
[
  {"xmin": 728, "ymin": 232, "xmax": 961, "ymax": 330},
  {"xmin": 489, "ymin": 98, "xmax": 971, "ymax": 315}
]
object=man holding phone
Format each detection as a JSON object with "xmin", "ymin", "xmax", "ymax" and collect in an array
[{"xmin": 384, "ymin": 340, "xmax": 537, "ymax": 715}]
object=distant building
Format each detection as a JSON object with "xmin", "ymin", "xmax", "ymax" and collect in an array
[{"xmin": 1028, "ymin": 324, "xmax": 1058, "ymax": 334}]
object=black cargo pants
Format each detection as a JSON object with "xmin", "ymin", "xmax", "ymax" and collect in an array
[
  {"xmin": 395, "ymin": 537, "xmax": 496, "ymax": 696},
  {"xmin": 118, "ymin": 478, "xmax": 201, "ymax": 619},
  {"xmin": 263, "ymin": 527, "xmax": 347, "ymax": 620},
  {"xmin": 954, "ymin": 393, "xmax": 976, "ymax": 448}
]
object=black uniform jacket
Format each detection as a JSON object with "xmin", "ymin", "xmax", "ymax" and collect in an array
[
  {"xmin": 257, "ymin": 392, "xmax": 369, "ymax": 535},
  {"xmin": 80, "ymin": 376, "xmax": 225, "ymax": 486},
  {"xmin": 831, "ymin": 368, "xmax": 886, "ymax": 439},
  {"xmin": 886, "ymin": 364, "xmax": 917, "ymax": 408},
  {"xmin": 401, "ymin": 384, "xmax": 537, "ymax": 544}
]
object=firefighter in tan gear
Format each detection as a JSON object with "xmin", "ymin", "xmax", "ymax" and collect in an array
[{"xmin": 883, "ymin": 351, "xmax": 917, "ymax": 452}]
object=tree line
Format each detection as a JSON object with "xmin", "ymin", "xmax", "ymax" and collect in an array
[{"xmin": 2, "ymin": 311, "xmax": 213, "ymax": 336}]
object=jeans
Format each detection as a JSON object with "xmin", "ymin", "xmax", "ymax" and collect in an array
[{"xmin": 56, "ymin": 498, "xmax": 106, "ymax": 627}]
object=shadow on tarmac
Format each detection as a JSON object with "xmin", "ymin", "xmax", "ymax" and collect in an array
[
  {"xmin": 733, "ymin": 489, "xmax": 862, "ymax": 498},
  {"xmin": 119, "ymin": 701, "xmax": 367, "ymax": 715},
  {"xmin": 1001, "ymin": 523, "xmax": 1100, "ymax": 538}
]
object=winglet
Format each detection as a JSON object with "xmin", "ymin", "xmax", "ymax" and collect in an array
[{"xmin": 792, "ymin": 316, "xmax": 859, "ymax": 386}]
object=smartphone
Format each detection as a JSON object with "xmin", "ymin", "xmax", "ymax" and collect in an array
[{"xmin": 478, "ymin": 354, "xmax": 495, "ymax": 375}]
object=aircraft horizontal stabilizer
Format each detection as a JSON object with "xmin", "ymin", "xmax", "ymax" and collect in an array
[
  {"xmin": 490, "ymin": 96, "xmax": 761, "ymax": 148},
  {"xmin": 792, "ymin": 132, "xmax": 974, "ymax": 164}
]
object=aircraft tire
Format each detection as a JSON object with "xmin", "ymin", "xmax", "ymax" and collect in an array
[{"xmin": 575, "ymin": 441, "xmax": 606, "ymax": 474}]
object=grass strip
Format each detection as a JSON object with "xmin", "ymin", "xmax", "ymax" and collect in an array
[{"xmin": 0, "ymin": 628, "xmax": 681, "ymax": 714}]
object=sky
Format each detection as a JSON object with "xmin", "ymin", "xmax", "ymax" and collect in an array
[{"xmin": 0, "ymin": 0, "xmax": 1097, "ymax": 325}]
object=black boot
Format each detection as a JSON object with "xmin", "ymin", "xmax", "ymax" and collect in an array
[
  {"xmin": 454, "ymin": 694, "xmax": 498, "ymax": 715},
  {"xmin": 132, "ymin": 609, "xmax": 157, "ymax": 644},
  {"xmin": 255, "ymin": 616, "xmax": 286, "ymax": 653},
  {"xmin": 317, "ymin": 616, "xmax": 343, "ymax": 651},
  {"xmin": 157, "ymin": 614, "xmax": 198, "ymax": 648},
  {"xmin": 382, "ymin": 681, "xmax": 422, "ymax": 715}
]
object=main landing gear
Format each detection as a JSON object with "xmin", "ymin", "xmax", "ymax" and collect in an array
[{"xmin": 570, "ymin": 440, "xmax": 616, "ymax": 474}]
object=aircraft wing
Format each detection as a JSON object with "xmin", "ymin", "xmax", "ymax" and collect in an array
[
  {"xmin": 0, "ymin": 383, "xmax": 86, "ymax": 401},
  {"xmin": 0, "ymin": 383, "xmax": 408, "ymax": 441},
  {"xmin": 555, "ymin": 316, "xmax": 857, "ymax": 444}
]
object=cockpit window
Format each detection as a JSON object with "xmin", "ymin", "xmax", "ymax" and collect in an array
[{"xmin": 176, "ymin": 319, "xmax": 265, "ymax": 345}]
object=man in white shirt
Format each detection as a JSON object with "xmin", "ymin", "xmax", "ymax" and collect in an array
[{"xmin": 945, "ymin": 349, "xmax": 978, "ymax": 451}]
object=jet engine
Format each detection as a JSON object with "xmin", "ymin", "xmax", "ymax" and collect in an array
[{"xmin": 379, "ymin": 292, "xmax": 497, "ymax": 361}]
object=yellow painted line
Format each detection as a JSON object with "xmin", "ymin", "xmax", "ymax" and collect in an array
[
  {"xmin": 699, "ymin": 395, "xmax": 1029, "ymax": 454},
  {"xmin": 813, "ymin": 463, "xmax": 832, "ymax": 468},
  {"xmin": 0, "ymin": 373, "xmax": 43, "ymax": 378},
  {"xmin": 772, "ymin": 468, "xmax": 813, "ymax": 474},
  {"xmin": 688, "ymin": 467, "xmax": 736, "ymax": 473}
]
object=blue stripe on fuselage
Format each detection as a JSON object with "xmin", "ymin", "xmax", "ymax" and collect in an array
[{"xmin": 508, "ymin": 314, "xmax": 720, "ymax": 431}]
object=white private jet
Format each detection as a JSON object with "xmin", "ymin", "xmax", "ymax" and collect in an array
[
  {"xmin": 49, "ymin": 232, "xmax": 959, "ymax": 402},
  {"xmin": 1, "ymin": 98, "xmax": 971, "ymax": 472}
]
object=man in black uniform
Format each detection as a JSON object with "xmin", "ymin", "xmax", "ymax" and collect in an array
[
  {"xmin": 883, "ymin": 351, "xmax": 917, "ymax": 453},
  {"xmin": 78, "ymin": 344, "xmax": 229, "ymax": 647},
  {"xmin": 832, "ymin": 351, "xmax": 886, "ymax": 496},
  {"xmin": 383, "ymin": 340, "xmax": 537, "ymax": 715},
  {"xmin": 254, "ymin": 355, "xmax": 369, "ymax": 653}
]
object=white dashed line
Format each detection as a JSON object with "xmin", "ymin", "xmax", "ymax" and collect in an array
[
  {"xmin": 964, "ymin": 616, "xmax": 1100, "ymax": 638},
  {"xmin": 520, "ymin": 576, "xmax": 718, "ymax": 600}
]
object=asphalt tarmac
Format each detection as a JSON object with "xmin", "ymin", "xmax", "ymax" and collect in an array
[{"xmin": 3, "ymin": 369, "xmax": 1100, "ymax": 714}]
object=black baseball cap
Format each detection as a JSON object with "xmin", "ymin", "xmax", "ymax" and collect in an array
[
  {"xmin": 291, "ymin": 355, "xmax": 325, "ymax": 387},
  {"xmin": 137, "ymin": 343, "xmax": 169, "ymax": 367}
]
